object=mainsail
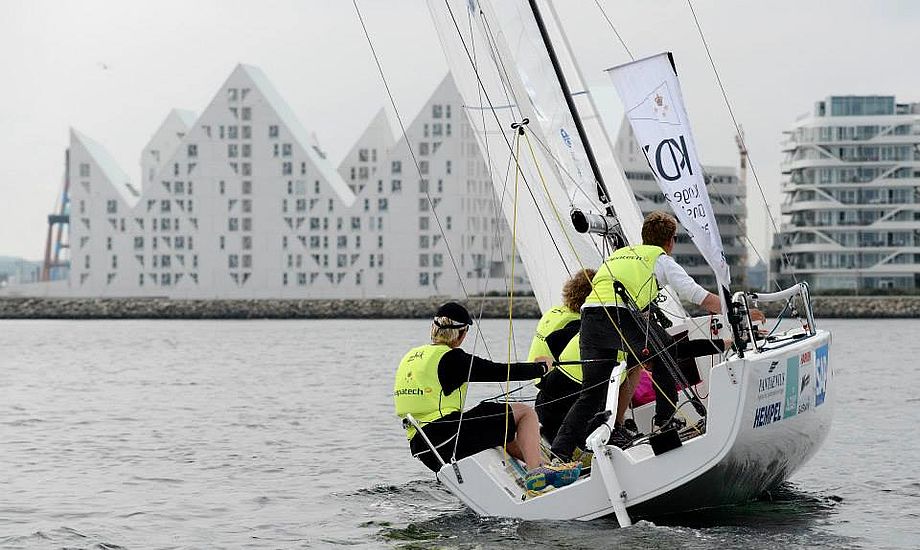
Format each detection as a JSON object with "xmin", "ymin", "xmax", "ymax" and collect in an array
[
  {"xmin": 427, "ymin": 0, "xmax": 646, "ymax": 311},
  {"xmin": 608, "ymin": 53, "xmax": 731, "ymax": 313}
]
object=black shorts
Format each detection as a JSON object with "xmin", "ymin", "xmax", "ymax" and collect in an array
[{"xmin": 409, "ymin": 401, "xmax": 517, "ymax": 472}]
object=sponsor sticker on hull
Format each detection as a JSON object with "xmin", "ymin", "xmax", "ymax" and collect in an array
[
  {"xmin": 783, "ymin": 356, "xmax": 799, "ymax": 419},
  {"xmin": 815, "ymin": 344, "xmax": 829, "ymax": 407},
  {"xmin": 753, "ymin": 347, "xmax": 819, "ymax": 429}
]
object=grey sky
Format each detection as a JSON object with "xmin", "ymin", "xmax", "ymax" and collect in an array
[{"xmin": 1, "ymin": 0, "xmax": 918, "ymax": 266}]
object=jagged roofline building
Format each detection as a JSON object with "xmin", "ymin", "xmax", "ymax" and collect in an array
[
  {"xmin": 65, "ymin": 65, "xmax": 528, "ymax": 298},
  {"xmin": 613, "ymin": 118, "xmax": 748, "ymax": 289},
  {"xmin": 774, "ymin": 95, "xmax": 920, "ymax": 291}
]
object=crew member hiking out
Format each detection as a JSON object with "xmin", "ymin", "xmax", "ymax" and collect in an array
[
  {"xmin": 551, "ymin": 211, "xmax": 733, "ymax": 461},
  {"xmin": 394, "ymin": 302, "xmax": 581, "ymax": 491}
]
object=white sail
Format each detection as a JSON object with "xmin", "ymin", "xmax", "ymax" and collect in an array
[
  {"xmin": 608, "ymin": 53, "xmax": 731, "ymax": 311},
  {"xmin": 427, "ymin": 0, "xmax": 678, "ymax": 312},
  {"xmin": 426, "ymin": 0, "xmax": 607, "ymax": 310}
]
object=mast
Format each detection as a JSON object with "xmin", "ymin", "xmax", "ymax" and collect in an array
[{"xmin": 526, "ymin": 0, "xmax": 624, "ymax": 246}]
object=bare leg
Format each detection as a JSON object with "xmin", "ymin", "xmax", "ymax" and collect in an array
[
  {"xmin": 615, "ymin": 365, "xmax": 644, "ymax": 425},
  {"xmin": 508, "ymin": 403, "xmax": 544, "ymax": 470}
]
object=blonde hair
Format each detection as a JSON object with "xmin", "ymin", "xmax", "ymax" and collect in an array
[
  {"xmin": 641, "ymin": 210, "xmax": 678, "ymax": 248},
  {"xmin": 562, "ymin": 268, "xmax": 597, "ymax": 311},
  {"xmin": 431, "ymin": 317, "xmax": 468, "ymax": 346}
]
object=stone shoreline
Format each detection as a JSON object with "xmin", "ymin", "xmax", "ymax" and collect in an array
[{"xmin": 2, "ymin": 295, "xmax": 920, "ymax": 319}]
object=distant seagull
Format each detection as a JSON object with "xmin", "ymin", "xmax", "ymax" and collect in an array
[{"xmin": 98, "ymin": 62, "xmax": 110, "ymax": 71}]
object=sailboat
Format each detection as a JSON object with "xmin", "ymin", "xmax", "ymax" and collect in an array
[{"xmin": 403, "ymin": 0, "xmax": 833, "ymax": 524}]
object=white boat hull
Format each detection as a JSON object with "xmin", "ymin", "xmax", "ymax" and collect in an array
[{"xmin": 436, "ymin": 329, "xmax": 833, "ymax": 520}]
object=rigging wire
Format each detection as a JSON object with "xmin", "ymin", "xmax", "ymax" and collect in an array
[
  {"xmin": 684, "ymin": 0, "xmax": 799, "ymax": 286},
  {"xmin": 592, "ymin": 0, "xmax": 634, "ymax": 61},
  {"xmin": 592, "ymin": 0, "xmax": 800, "ymax": 305},
  {"xmin": 443, "ymin": 0, "xmax": 580, "ymax": 276},
  {"xmin": 353, "ymin": 0, "xmax": 485, "ymax": 304}
]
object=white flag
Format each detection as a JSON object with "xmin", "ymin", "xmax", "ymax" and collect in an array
[{"xmin": 607, "ymin": 52, "xmax": 731, "ymax": 312}]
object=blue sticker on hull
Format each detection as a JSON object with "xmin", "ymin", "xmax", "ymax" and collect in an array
[{"xmin": 815, "ymin": 344, "xmax": 828, "ymax": 407}]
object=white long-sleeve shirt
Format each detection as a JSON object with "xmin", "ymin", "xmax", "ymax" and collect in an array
[{"xmin": 654, "ymin": 254, "xmax": 709, "ymax": 305}]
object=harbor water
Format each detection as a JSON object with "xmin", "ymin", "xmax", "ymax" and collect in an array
[{"xmin": 1, "ymin": 318, "xmax": 917, "ymax": 549}]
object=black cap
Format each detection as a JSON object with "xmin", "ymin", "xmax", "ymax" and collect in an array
[{"xmin": 434, "ymin": 301, "xmax": 472, "ymax": 328}]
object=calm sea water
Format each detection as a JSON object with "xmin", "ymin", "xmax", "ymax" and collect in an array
[{"xmin": 0, "ymin": 318, "xmax": 917, "ymax": 549}]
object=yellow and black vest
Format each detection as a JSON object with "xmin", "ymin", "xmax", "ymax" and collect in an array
[
  {"xmin": 394, "ymin": 344, "xmax": 466, "ymax": 439},
  {"xmin": 556, "ymin": 333, "xmax": 583, "ymax": 384},
  {"xmin": 527, "ymin": 305, "xmax": 580, "ymax": 362},
  {"xmin": 585, "ymin": 244, "xmax": 666, "ymax": 310}
]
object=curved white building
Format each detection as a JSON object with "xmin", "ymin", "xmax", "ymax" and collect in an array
[{"xmin": 775, "ymin": 96, "xmax": 920, "ymax": 291}]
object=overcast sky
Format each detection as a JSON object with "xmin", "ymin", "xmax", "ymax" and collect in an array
[{"xmin": 1, "ymin": 0, "xmax": 918, "ymax": 266}]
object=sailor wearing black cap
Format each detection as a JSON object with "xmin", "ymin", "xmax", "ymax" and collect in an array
[{"xmin": 394, "ymin": 302, "xmax": 581, "ymax": 489}]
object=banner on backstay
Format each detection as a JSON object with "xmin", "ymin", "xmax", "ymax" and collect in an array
[{"xmin": 607, "ymin": 53, "xmax": 731, "ymax": 308}]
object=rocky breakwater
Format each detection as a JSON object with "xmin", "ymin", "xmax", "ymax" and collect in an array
[
  {"xmin": 0, "ymin": 296, "xmax": 543, "ymax": 320},
  {"xmin": 3, "ymin": 296, "xmax": 920, "ymax": 319}
]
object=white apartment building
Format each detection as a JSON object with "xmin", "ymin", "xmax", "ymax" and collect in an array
[
  {"xmin": 59, "ymin": 65, "xmax": 526, "ymax": 298},
  {"xmin": 613, "ymin": 119, "xmax": 748, "ymax": 288},
  {"xmin": 774, "ymin": 95, "xmax": 920, "ymax": 291}
]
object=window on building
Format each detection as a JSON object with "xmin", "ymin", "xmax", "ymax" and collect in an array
[
  {"xmin": 107, "ymin": 199, "xmax": 117, "ymax": 214},
  {"xmin": 229, "ymin": 254, "xmax": 239, "ymax": 268},
  {"xmin": 282, "ymin": 143, "xmax": 292, "ymax": 157},
  {"xmin": 242, "ymin": 125, "xmax": 251, "ymax": 139},
  {"xmin": 161, "ymin": 199, "xmax": 170, "ymax": 213},
  {"xmin": 79, "ymin": 163, "xmax": 90, "ymax": 177},
  {"xmin": 283, "ymin": 162, "xmax": 292, "ymax": 175},
  {"xmin": 269, "ymin": 125, "xmax": 279, "ymax": 138},
  {"xmin": 187, "ymin": 144, "xmax": 198, "ymax": 157},
  {"xmin": 337, "ymin": 235, "xmax": 347, "ymax": 248},
  {"xmin": 241, "ymin": 107, "xmax": 251, "ymax": 121},
  {"xmin": 378, "ymin": 198, "xmax": 388, "ymax": 211},
  {"xmin": 419, "ymin": 254, "xmax": 429, "ymax": 267},
  {"xmin": 228, "ymin": 126, "xmax": 238, "ymax": 139},
  {"xmin": 420, "ymin": 235, "xmax": 430, "ymax": 249},
  {"xmin": 134, "ymin": 236, "xmax": 144, "ymax": 249},
  {"xmin": 419, "ymin": 272, "xmax": 429, "ymax": 286},
  {"xmin": 229, "ymin": 218, "xmax": 239, "ymax": 231},
  {"xmin": 351, "ymin": 217, "xmax": 361, "ymax": 230},
  {"xmin": 242, "ymin": 218, "xmax": 252, "ymax": 231}
]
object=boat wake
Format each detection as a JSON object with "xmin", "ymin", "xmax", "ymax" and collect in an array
[{"xmin": 348, "ymin": 481, "xmax": 859, "ymax": 550}]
